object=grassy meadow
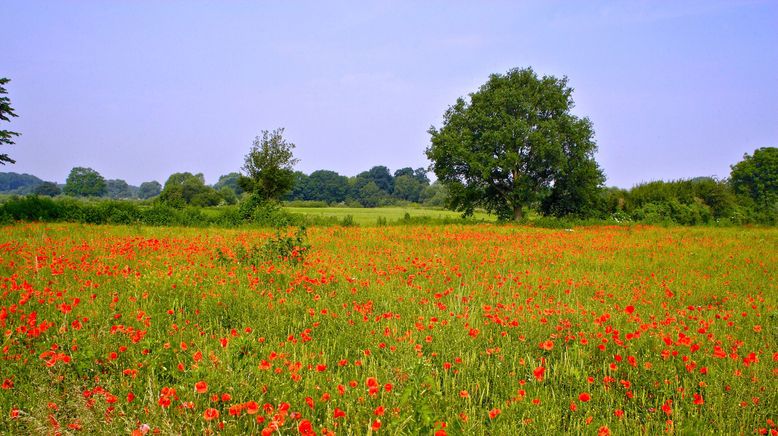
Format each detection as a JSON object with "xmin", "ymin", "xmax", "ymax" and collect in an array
[
  {"xmin": 283, "ymin": 207, "xmax": 495, "ymax": 225},
  {"xmin": 0, "ymin": 223, "xmax": 775, "ymax": 435}
]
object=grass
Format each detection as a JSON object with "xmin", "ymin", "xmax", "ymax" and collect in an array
[
  {"xmin": 283, "ymin": 206, "xmax": 495, "ymax": 225},
  {"xmin": 0, "ymin": 223, "xmax": 775, "ymax": 435}
]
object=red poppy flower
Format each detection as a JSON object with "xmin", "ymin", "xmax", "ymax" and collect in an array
[
  {"xmin": 533, "ymin": 366, "xmax": 546, "ymax": 381},
  {"xmin": 203, "ymin": 408, "xmax": 219, "ymax": 421}
]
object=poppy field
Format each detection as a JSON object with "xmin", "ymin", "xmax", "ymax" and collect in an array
[{"xmin": 0, "ymin": 223, "xmax": 775, "ymax": 435}]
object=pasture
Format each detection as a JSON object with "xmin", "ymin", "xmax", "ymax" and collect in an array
[
  {"xmin": 0, "ymin": 223, "xmax": 775, "ymax": 435},
  {"xmin": 283, "ymin": 206, "xmax": 495, "ymax": 225}
]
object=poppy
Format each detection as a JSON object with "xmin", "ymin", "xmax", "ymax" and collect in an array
[{"xmin": 203, "ymin": 408, "xmax": 219, "ymax": 421}]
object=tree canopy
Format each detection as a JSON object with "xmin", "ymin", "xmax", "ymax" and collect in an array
[
  {"xmin": 0, "ymin": 78, "xmax": 19, "ymax": 165},
  {"xmin": 159, "ymin": 172, "xmax": 220, "ymax": 208},
  {"xmin": 63, "ymin": 167, "xmax": 107, "ymax": 197},
  {"xmin": 730, "ymin": 147, "xmax": 777, "ymax": 220},
  {"xmin": 138, "ymin": 181, "xmax": 162, "ymax": 199},
  {"xmin": 426, "ymin": 67, "xmax": 604, "ymax": 220},
  {"xmin": 239, "ymin": 128, "xmax": 299, "ymax": 201}
]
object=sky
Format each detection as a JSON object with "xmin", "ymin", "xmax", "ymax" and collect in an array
[{"xmin": 2, "ymin": 0, "xmax": 777, "ymax": 188}]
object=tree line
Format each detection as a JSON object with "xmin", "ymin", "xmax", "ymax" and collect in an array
[
  {"xmin": 2, "ymin": 71, "xmax": 775, "ymax": 226},
  {"xmin": 0, "ymin": 165, "xmax": 446, "ymax": 207}
]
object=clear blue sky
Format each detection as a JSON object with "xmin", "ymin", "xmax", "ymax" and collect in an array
[{"xmin": 3, "ymin": 1, "xmax": 776, "ymax": 188}]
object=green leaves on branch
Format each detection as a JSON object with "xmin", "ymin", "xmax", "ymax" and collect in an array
[
  {"xmin": 239, "ymin": 128, "xmax": 299, "ymax": 201},
  {"xmin": 0, "ymin": 77, "xmax": 19, "ymax": 165}
]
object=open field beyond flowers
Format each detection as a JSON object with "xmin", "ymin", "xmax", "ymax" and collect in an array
[{"xmin": 0, "ymin": 223, "xmax": 775, "ymax": 435}]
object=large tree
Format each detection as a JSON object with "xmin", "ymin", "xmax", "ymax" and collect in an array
[
  {"xmin": 239, "ymin": 128, "xmax": 299, "ymax": 201},
  {"xmin": 730, "ymin": 147, "xmax": 777, "ymax": 216},
  {"xmin": 63, "ymin": 167, "xmax": 107, "ymax": 197},
  {"xmin": 0, "ymin": 78, "xmax": 19, "ymax": 164},
  {"xmin": 426, "ymin": 67, "xmax": 604, "ymax": 220}
]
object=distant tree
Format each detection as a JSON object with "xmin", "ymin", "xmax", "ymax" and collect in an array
[
  {"xmin": 33, "ymin": 181, "xmax": 61, "ymax": 197},
  {"xmin": 413, "ymin": 167, "xmax": 431, "ymax": 185},
  {"xmin": 393, "ymin": 174, "xmax": 424, "ymax": 202},
  {"xmin": 426, "ymin": 67, "xmax": 604, "ymax": 220},
  {"xmin": 286, "ymin": 171, "xmax": 310, "ymax": 201},
  {"xmin": 394, "ymin": 167, "xmax": 414, "ymax": 178},
  {"xmin": 0, "ymin": 172, "xmax": 43, "ymax": 193},
  {"xmin": 218, "ymin": 186, "xmax": 238, "ymax": 205},
  {"xmin": 239, "ymin": 128, "xmax": 299, "ymax": 201},
  {"xmin": 0, "ymin": 78, "xmax": 19, "ymax": 165},
  {"xmin": 308, "ymin": 170, "xmax": 349, "ymax": 203},
  {"xmin": 63, "ymin": 167, "xmax": 107, "ymax": 197},
  {"xmin": 363, "ymin": 166, "xmax": 394, "ymax": 193},
  {"xmin": 730, "ymin": 147, "xmax": 778, "ymax": 215},
  {"xmin": 160, "ymin": 172, "xmax": 220, "ymax": 208},
  {"xmin": 138, "ymin": 181, "xmax": 162, "ymax": 199},
  {"xmin": 358, "ymin": 181, "xmax": 384, "ymax": 207},
  {"xmin": 214, "ymin": 172, "xmax": 244, "ymax": 196},
  {"xmin": 105, "ymin": 179, "xmax": 134, "ymax": 199},
  {"xmin": 421, "ymin": 181, "xmax": 448, "ymax": 207}
]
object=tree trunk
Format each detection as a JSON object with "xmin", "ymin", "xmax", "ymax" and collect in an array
[{"xmin": 513, "ymin": 205, "xmax": 523, "ymax": 221}]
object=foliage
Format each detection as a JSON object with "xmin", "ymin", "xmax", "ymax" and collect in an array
[
  {"xmin": 730, "ymin": 147, "xmax": 778, "ymax": 222},
  {"xmin": 624, "ymin": 178, "xmax": 740, "ymax": 224},
  {"xmin": 137, "ymin": 181, "xmax": 162, "ymax": 199},
  {"xmin": 393, "ymin": 175, "xmax": 425, "ymax": 202},
  {"xmin": 105, "ymin": 179, "xmax": 134, "ymax": 199},
  {"xmin": 33, "ymin": 181, "xmax": 61, "ymax": 196},
  {"xmin": 307, "ymin": 170, "xmax": 349, "ymax": 203},
  {"xmin": 159, "ymin": 172, "xmax": 221, "ymax": 208},
  {"xmin": 359, "ymin": 165, "xmax": 394, "ymax": 193},
  {"xmin": 238, "ymin": 194, "xmax": 300, "ymax": 227},
  {"xmin": 239, "ymin": 128, "xmax": 299, "ymax": 201},
  {"xmin": 217, "ymin": 227, "xmax": 310, "ymax": 267},
  {"xmin": 218, "ymin": 186, "xmax": 238, "ymax": 205},
  {"xmin": 357, "ymin": 181, "xmax": 385, "ymax": 207},
  {"xmin": 427, "ymin": 67, "xmax": 604, "ymax": 220},
  {"xmin": 63, "ymin": 167, "xmax": 107, "ymax": 197},
  {"xmin": 214, "ymin": 172, "xmax": 244, "ymax": 196},
  {"xmin": 0, "ymin": 78, "xmax": 19, "ymax": 164},
  {"xmin": 0, "ymin": 172, "xmax": 44, "ymax": 194}
]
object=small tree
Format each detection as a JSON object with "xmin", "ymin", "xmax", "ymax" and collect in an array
[
  {"xmin": 63, "ymin": 167, "xmax": 107, "ymax": 197},
  {"xmin": 730, "ymin": 147, "xmax": 778, "ymax": 219},
  {"xmin": 0, "ymin": 78, "xmax": 20, "ymax": 165},
  {"xmin": 426, "ymin": 67, "xmax": 604, "ymax": 220},
  {"xmin": 239, "ymin": 128, "xmax": 299, "ymax": 201}
]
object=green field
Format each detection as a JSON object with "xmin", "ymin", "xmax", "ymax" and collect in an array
[{"xmin": 284, "ymin": 206, "xmax": 495, "ymax": 225}]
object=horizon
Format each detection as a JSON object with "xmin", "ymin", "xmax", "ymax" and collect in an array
[{"xmin": 3, "ymin": 1, "xmax": 777, "ymax": 189}]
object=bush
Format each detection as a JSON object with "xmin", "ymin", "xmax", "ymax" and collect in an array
[{"xmin": 216, "ymin": 226, "xmax": 310, "ymax": 266}]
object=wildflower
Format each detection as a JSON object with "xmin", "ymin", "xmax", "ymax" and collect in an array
[
  {"xmin": 533, "ymin": 366, "xmax": 546, "ymax": 381},
  {"xmin": 203, "ymin": 408, "xmax": 219, "ymax": 421}
]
